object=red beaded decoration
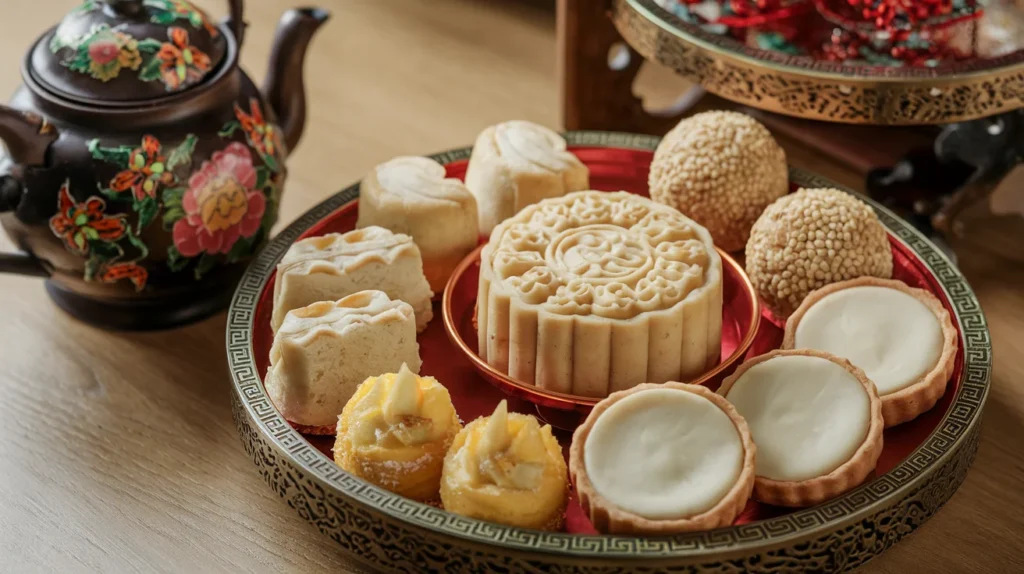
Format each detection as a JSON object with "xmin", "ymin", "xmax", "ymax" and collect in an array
[
  {"xmin": 728, "ymin": 0, "xmax": 791, "ymax": 16},
  {"xmin": 720, "ymin": 0, "xmax": 812, "ymax": 27},
  {"xmin": 674, "ymin": 0, "xmax": 983, "ymax": 65},
  {"xmin": 846, "ymin": 0, "xmax": 954, "ymax": 31},
  {"xmin": 820, "ymin": 9, "xmax": 973, "ymax": 64},
  {"xmin": 821, "ymin": 29, "xmax": 864, "ymax": 61}
]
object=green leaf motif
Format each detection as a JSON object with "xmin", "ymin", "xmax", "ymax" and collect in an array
[
  {"xmin": 98, "ymin": 185, "xmax": 120, "ymax": 201},
  {"xmin": 161, "ymin": 186, "xmax": 187, "ymax": 231},
  {"xmin": 124, "ymin": 228, "xmax": 150, "ymax": 260},
  {"xmin": 255, "ymin": 166, "xmax": 270, "ymax": 191},
  {"xmin": 87, "ymin": 139, "xmax": 134, "ymax": 168},
  {"xmin": 166, "ymin": 245, "xmax": 191, "ymax": 273},
  {"xmin": 139, "ymin": 57, "xmax": 163, "ymax": 82},
  {"xmin": 226, "ymin": 236, "xmax": 253, "ymax": 264},
  {"xmin": 162, "ymin": 206, "xmax": 185, "ymax": 231},
  {"xmin": 261, "ymin": 193, "xmax": 279, "ymax": 235},
  {"xmin": 167, "ymin": 134, "xmax": 198, "ymax": 171},
  {"xmin": 162, "ymin": 186, "xmax": 186, "ymax": 208},
  {"xmin": 72, "ymin": 0, "xmax": 101, "ymax": 13},
  {"xmin": 262, "ymin": 154, "xmax": 282, "ymax": 174},
  {"xmin": 137, "ymin": 38, "xmax": 164, "ymax": 53},
  {"xmin": 149, "ymin": 11, "xmax": 178, "ymax": 26},
  {"xmin": 84, "ymin": 257, "xmax": 102, "ymax": 282},
  {"xmin": 218, "ymin": 120, "xmax": 241, "ymax": 139},
  {"xmin": 194, "ymin": 253, "xmax": 218, "ymax": 280},
  {"xmin": 65, "ymin": 49, "xmax": 93, "ymax": 74},
  {"xmin": 259, "ymin": 177, "xmax": 282, "ymax": 238},
  {"xmin": 91, "ymin": 241, "xmax": 124, "ymax": 260},
  {"xmin": 49, "ymin": 32, "xmax": 72, "ymax": 53},
  {"xmin": 134, "ymin": 197, "xmax": 160, "ymax": 232}
]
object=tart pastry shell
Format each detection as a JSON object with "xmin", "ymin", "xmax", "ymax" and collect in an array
[
  {"xmin": 569, "ymin": 382, "xmax": 756, "ymax": 534},
  {"xmin": 719, "ymin": 349, "xmax": 884, "ymax": 507},
  {"xmin": 289, "ymin": 420, "xmax": 336, "ymax": 436},
  {"xmin": 782, "ymin": 277, "xmax": 958, "ymax": 428}
]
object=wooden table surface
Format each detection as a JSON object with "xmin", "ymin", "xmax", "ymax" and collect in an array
[{"xmin": 1, "ymin": 1, "xmax": 1021, "ymax": 572}]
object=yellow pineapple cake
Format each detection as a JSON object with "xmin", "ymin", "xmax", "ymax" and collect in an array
[{"xmin": 334, "ymin": 363, "xmax": 461, "ymax": 502}]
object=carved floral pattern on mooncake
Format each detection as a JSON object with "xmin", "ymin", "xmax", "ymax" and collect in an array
[{"xmin": 488, "ymin": 192, "xmax": 711, "ymax": 319}]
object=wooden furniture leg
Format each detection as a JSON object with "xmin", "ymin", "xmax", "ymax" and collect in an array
[{"xmin": 557, "ymin": 0, "xmax": 691, "ymax": 133}]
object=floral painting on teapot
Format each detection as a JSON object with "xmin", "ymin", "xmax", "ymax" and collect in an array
[{"xmin": 48, "ymin": 98, "xmax": 285, "ymax": 291}]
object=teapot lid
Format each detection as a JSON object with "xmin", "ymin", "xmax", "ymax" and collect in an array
[{"xmin": 32, "ymin": 0, "xmax": 228, "ymax": 104}]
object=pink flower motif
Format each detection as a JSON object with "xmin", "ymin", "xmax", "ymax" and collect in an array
[
  {"xmin": 89, "ymin": 40, "xmax": 120, "ymax": 65},
  {"xmin": 172, "ymin": 142, "xmax": 265, "ymax": 258}
]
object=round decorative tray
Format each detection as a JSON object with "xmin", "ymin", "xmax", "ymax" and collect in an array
[
  {"xmin": 228, "ymin": 131, "xmax": 991, "ymax": 572},
  {"xmin": 611, "ymin": 0, "xmax": 1024, "ymax": 124}
]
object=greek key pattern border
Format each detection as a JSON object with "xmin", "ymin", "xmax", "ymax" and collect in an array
[{"xmin": 226, "ymin": 131, "xmax": 990, "ymax": 567}]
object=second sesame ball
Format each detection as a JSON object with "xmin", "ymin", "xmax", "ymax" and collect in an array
[
  {"xmin": 745, "ymin": 187, "xmax": 894, "ymax": 318},
  {"xmin": 648, "ymin": 111, "xmax": 788, "ymax": 252}
]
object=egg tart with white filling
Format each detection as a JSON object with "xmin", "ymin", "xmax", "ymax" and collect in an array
[
  {"xmin": 570, "ymin": 382, "xmax": 755, "ymax": 535},
  {"xmin": 719, "ymin": 350, "xmax": 884, "ymax": 507},
  {"xmin": 783, "ymin": 277, "xmax": 957, "ymax": 427}
]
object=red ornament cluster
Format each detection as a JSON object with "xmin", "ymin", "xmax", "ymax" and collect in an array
[
  {"xmin": 676, "ymin": 0, "xmax": 983, "ymax": 65},
  {"xmin": 728, "ymin": 0, "xmax": 790, "ymax": 16},
  {"xmin": 845, "ymin": 0, "xmax": 954, "ymax": 31},
  {"xmin": 682, "ymin": 0, "xmax": 975, "ymax": 32},
  {"xmin": 821, "ymin": 26, "xmax": 965, "ymax": 65}
]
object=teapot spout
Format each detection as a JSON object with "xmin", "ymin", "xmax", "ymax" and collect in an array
[
  {"xmin": 263, "ymin": 7, "xmax": 330, "ymax": 152},
  {"xmin": 0, "ymin": 106, "xmax": 57, "ymax": 167}
]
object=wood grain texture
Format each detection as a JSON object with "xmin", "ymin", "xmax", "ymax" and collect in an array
[
  {"xmin": 558, "ymin": 0, "xmax": 689, "ymax": 133},
  {"xmin": 0, "ymin": 1, "xmax": 1020, "ymax": 573}
]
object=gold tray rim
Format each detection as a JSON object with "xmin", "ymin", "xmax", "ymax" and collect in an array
[
  {"xmin": 227, "ymin": 131, "xmax": 990, "ymax": 568},
  {"xmin": 612, "ymin": 0, "xmax": 1024, "ymax": 125}
]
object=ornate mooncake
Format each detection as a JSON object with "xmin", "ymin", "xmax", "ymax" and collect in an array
[
  {"xmin": 272, "ymin": 226, "xmax": 433, "ymax": 332},
  {"xmin": 357, "ymin": 156, "xmax": 480, "ymax": 293},
  {"xmin": 464, "ymin": 120, "xmax": 589, "ymax": 235},
  {"xmin": 477, "ymin": 191, "xmax": 723, "ymax": 398},
  {"xmin": 266, "ymin": 291, "xmax": 422, "ymax": 434}
]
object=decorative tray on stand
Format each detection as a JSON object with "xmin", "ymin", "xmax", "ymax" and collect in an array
[
  {"xmin": 610, "ymin": 0, "xmax": 1024, "ymax": 125},
  {"xmin": 228, "ymin": 132, "xmax": 991, "ymax": 572}
]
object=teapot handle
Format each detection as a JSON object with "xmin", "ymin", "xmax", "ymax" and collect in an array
[
  {"xmin": 225, "ymin": 0, "xmax": 246, "ymax": 48},
  {"xmin": 0, "ymin": 175, "xmax": 49, "ymax": 278}
]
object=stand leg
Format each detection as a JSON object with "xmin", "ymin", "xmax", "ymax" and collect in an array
[
  {"xmin": 557, "ymin": 0, "xmax": 696, "ymax": 133},
  {"xmin": 866, "ymin": 110, "xmax": 1024, "ymax": 263},
  {"xmin": 867, "ymin": 110, "xmax": 1024, "ymax": 236}
]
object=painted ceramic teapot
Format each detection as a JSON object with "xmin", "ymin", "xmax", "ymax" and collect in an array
[{"xmin": 0, "ymin": 0, "xmax": 328, "ymax": 329}]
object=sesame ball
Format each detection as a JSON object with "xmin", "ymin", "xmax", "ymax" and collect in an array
[
  {"xmin": 648, "ymin": 111, "xmax": 788, "ymax": 252},
  {"xmin": 746, "ymin": 187, "xmax": 893, "ymax": 318}
]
